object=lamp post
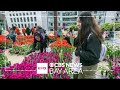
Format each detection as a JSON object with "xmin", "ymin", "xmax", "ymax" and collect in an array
[{"xmin": 54, "ymin": 11, "xmax": 57, "ymax": 36}]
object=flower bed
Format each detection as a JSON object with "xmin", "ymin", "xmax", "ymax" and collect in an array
[
  {"xmin": 9, "ymin": 35, "xmax": 34, "ymax": 55},
  {"xmin": 9, "ymin": 44, "xmax": 33, "ymax": 55},
  {"xmin": 0, "ymin": 49, "xmax": 11, "ymax": 68},
  {"xmin": 99, "ymin": 42, "xmax": 120, "ymax": 79},
  {"xmin": 1, "ymin": 52, "xmax": 72, "ymax": 79},
  {"xmin": 48, "ymin": 35, "xmax": 56, "ymax": 43},
  {"xmin": 49, "ymin": 38, "xmax": 74, "ymax": 53},
  {"xmin": 0, "ymin": 35, "xmax": 12, "ymax": 49}
]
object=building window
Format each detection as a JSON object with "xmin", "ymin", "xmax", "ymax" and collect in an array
[
  {"xmin": 117, "ymin": 13, "xmax": 119, "ymax": 16},
  {"xmin": 50, "ymin": 29, "xmax": 53, "ymax": 31},
  {"xmin": 14, "ymin": 18, "xmax": 16, "ymax": 22},
  {"xmin": 17, "ymin": 18, "xmax": 19, "ymax": 22},
  {"xmin": 26, "ymin": 13, "xmax": 29, "ymax": 15},
  {"xmin": 58, "ymin": 12, "xmax": 60, "ymax": 16},
  {"xmin": 24, "ymin": 17, "xmax": 26, "ymax": 22},
  {"xmin": 19, "ymin": 13, "xmax": 21, "ymax": 16},
  {"xmin": 94, "ymin": 11, "xmax": 97, "ymax": 14},
  {"xmin": 23, "ymin": 13, "xmax": 25, "ymax": 16},
  {"xmin": 35, "ymin": 23, "xmax": 37, "ymax": 26},
  {"xmin": 34, "ymin": 17, "xmax": 36, "ymax": 21},
  {"xmin": 27, "ymin": 17, "xmax": 29, "ymax": 22},
  {"xmin": 10, "ymin": 18, "xmax": 13, "ymax": 22},
  {"xmin": 9, "ymin": 14, "xmax": 12, "ymax": 16},
  {"xmin": 31, "ymin": 17, "xmax": 33, "ymax": 22},
  {"xmin": 58, "ymin": 23, "xmax": 60, "ymax": 26},
  {"xmin": 28, "ymin": 23, "xmax": 30, "ymax": 28},
  {"xmin": 31, "ymin": 23, "xmax": 34, "ymax": 27},
  {"xmin": 51, "ymin": 23, "xmax": 53, "ymax": 26},
  {"xmin": 13, "ymin": 14, "xmax": 15, "ymax": 16},
  {"xmin": 21, "ymin": 24, "xmax": 23, "ymax": 28},
  {"xmin": 34, "ymin": 12, "xmax": 36, "ymax": 15},
  {"xmin": 18, "ymin": 24, "xmax": 20, "ymax": 28},
  {"xmin": 16, "ymin": 13, "xmax": 18, "ymax": 16},
  {"xmin": 30, "ymin": 12, "xmax": 32, "ymax": 15},
  {"xmin": 116, "ymin": 18, "xmax": 118, "ymax": 21},
  {"xmin": 99, "ymin": 16, "xmax": 101, "ymax": 19},
  {"xmin": 25, "ymin": 24, "xmax": 27, "ymax": 28},
  {"xmin": 20, "ymin": 17, "xmax": 22, "ymax": 22},
  {"xmin": 12, "ymin": 24, "xmax": 14, "ymax": 27}
]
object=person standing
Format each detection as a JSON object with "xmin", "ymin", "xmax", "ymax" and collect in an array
[
  {"xmin": 7, "ymin": 28, "xmax": 16, "ymax": 43},
  {"xmin": 15, "ymin": 27, "xmax": 21, "ymax": 35},
  {"xmin": 22, "ymin": 27, "xmax": 26, "ymax": 36},
  {"xmin": 31, "ymin": 26, "xmax": 36, "ymax": 35},
  {"xmin": 26, "ymin": 27, "xmax": 31, "ymax": 35},
  {"xmin": 65, "ymin": 11, "xmax": 103, "ymax": 79}
]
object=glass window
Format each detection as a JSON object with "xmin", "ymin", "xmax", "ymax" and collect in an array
[
  {"xmin": 16, "ymin": 13, "xmax": 18, "ymax": 16},
  {"xmin": 20, "ymin": 17, "xmax": 23, "ymax": 22},
  {"xmin": 10, "ymin": 18, "xmax": 13, "ymax": 22},
  {"xmin": 19, "ymin": 13, "xmax": 21, "ymax": 16},
  {"xmin": 51, "ymin": 23, "xmax": 53, "ymax": 26},
  {"xmin": 28, "ymin": 23, "xmax": 30, "ymax": 28},
  {"xmin": 18, "ymin": 24, "xmax": 20, "ymax": 28},
  {"xmin": 25, "ymin": 24, "xmax": 27, "ymax": 28},
  {"xmin": 26, "ymin": 13, "xmax": 29, "ymax": 15},
  {"xmin": 34, "ymin": 12, "xmax": 36, "ymax": 15},
  {"xmin": 31, "ymin": 17, "xmax": 33, "ymax": 22},
  {"xmin": 35, "ymin": 23, "xmax": 37, "ymax": 26},
  {"xmin": 24, "ymin": 17, "xmax": 26, "ymax": 22},
  {"xmin": 12, "ymin": 24, "xmax": 14, "ymax": 27},
  {"xmin": 23, "ymin": 13, "xmax": 25, "ymax": 16},
  {"xmin": 30, "ymin": 12, "xmax": 32, "ymax": 15},
  {"xmin": 21, "ymin": 24, "xmax": 23, "ymax": 28},
  {"xmin": 27, "ymin": 17, "xmax": 29, "ymax": 22},
  {"xmin": 34, "ymin": 17, "xmax": 36, "ymax": 22},
  {"xmin": 17, "ymin": 18, "xmax": 19, "ymax": 22},
  {"xmin": 9, "ymin": 14, "xmax": 12, "ymax": 16},
  {"xmin": 14, "ymin": 18, "xmax": 16, "ymax": 22}
]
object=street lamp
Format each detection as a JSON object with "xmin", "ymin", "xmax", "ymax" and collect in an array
[{"xmin": 54, "ymin": 11, "xmax": 57, "ymax": 36}]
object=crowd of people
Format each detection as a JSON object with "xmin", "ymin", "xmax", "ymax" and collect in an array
[{"xmin": 6, "ymin": 26, "xmax": 49, "ymax": 53}]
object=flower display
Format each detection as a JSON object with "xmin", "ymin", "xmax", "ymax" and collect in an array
[
  {"xmin": 9, "ymin": 35, "xmax": 34, "ymax": 55},
  {"xmin": 0, "ymin": 49, "xmax": 11, "ymax": 68},
  {"xmin": 99, "ymin": 42, "xmax": 120, "ymax": 79},
  {"xmin": 1, "ymin": 51, "xmax": 72, "ymax": 79},
  {"xmin": 0, "ymin": 35, "xmax": 12, "ymax": 49},
  {"xmin": 49, "ymin": 38, "xmax": 74, "ymax": 53}
]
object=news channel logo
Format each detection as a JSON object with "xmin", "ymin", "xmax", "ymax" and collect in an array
[
  {"xmin": 37, "ymin": 63, "xmax": 82, "ymax": 74},
  {"xmin": 37, "ymin": 63, "xmax": 48, "ymax": 74}
]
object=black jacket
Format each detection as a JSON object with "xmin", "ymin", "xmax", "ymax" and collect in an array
[{"xmin": 65, "ymin": 33, "xmax": 101, "ymax": 66}]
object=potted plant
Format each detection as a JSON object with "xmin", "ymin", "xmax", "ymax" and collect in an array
[
  {"xmin": 101, "ymin": 23, "xmax": 115, "ymax": 40},
  {"xmin": 114, "ymin": 23, "xmax": 120, "ymax": 31}
]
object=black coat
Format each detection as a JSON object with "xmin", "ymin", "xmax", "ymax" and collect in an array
[{"xmin": 65, "ymin": 33, "xmax": 101, "ymax": 66}]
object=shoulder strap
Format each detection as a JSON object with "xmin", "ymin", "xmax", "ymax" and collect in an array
[{"xmin": 87, "ymin": 32, "xmax": 93, "ymax": 41}]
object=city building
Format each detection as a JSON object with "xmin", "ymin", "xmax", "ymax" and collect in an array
[
  {"xmin": 47, "ymin": 11, "xmax": 107, "ymax": 31},
  {"xmin": 105, "ymin": 11, "xmax": 117, "ymax": 23},
  {"xmin": 0, "ymin": 11, "xmax": 7, "ymax": 31},
  {"xmin": 5, "ymin": 11, "xmax": 48, "ymax": 30}
]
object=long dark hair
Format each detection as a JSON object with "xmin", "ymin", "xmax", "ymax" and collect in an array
[{"xmin": 78, "ymin": 11, "xmax": 103, "ymax": 44}]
